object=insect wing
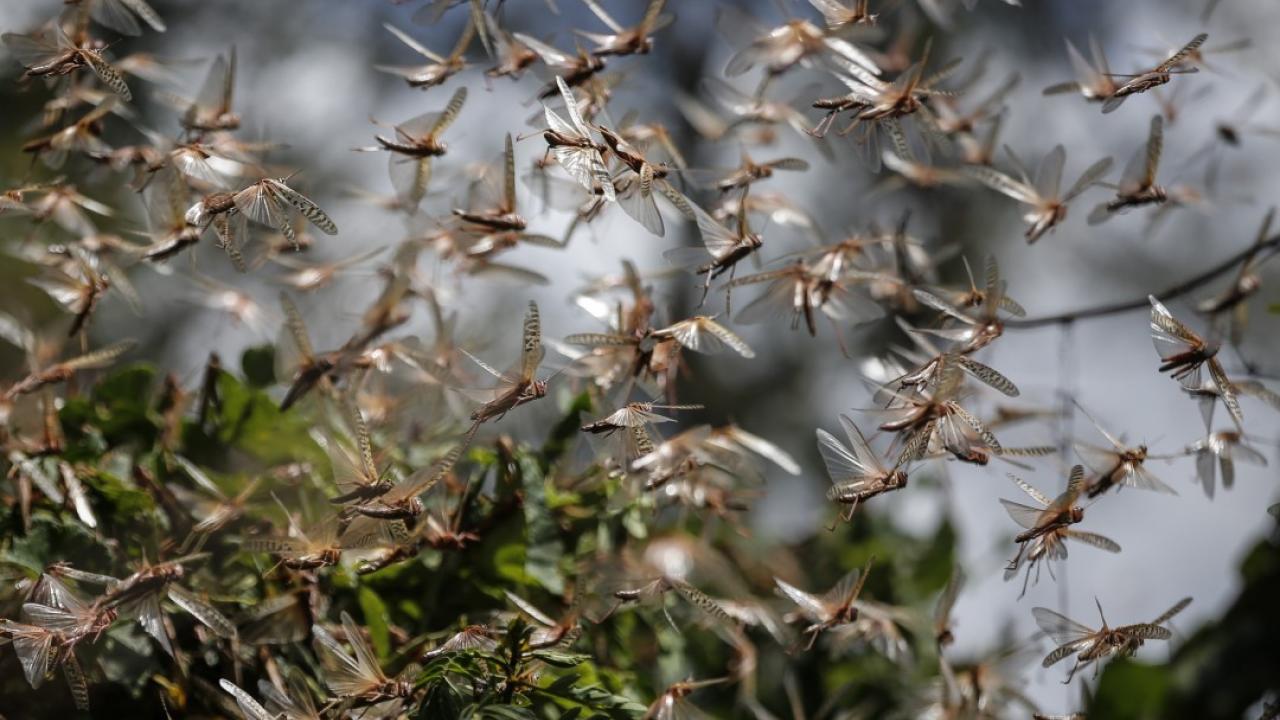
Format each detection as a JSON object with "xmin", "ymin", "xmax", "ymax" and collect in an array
[
  {"xmin": 519, "ymin": 301, "xmax": 544, "ymax": 382},
  {"xmin": 1033, "ymin": 145, "xmax": 1066, "ymax": 200},
  {"xmin": 169, "ymin": 584, "xmax": 236, "ymax": 638},
  {"xmin": 266, "ymin": 180, "xmax": 337, "ymax": 235},
  {"xmin": 313, "ymin": 615, "xmax": 379, "ymax": 696},
  {"xmin": 1064, "ymin": 530, "xmax": 1121, "ymax": 553},
  {"xmin": 1000, "ymin": 499, "xmax": 1046, "ymax": 530},
  {"xmin": 1150, "ymin": 596, "xmax": 1192, "ymax": 625},
  {"xmin": 220, "ymin": 679, "xmax": 274, "ymax": 720},
  {"xmin": 1032, "ymin": 606, "xmax": 1094, "ymax": 645},
  {"xmin": 774, "ymin": 577, "xmax": 827, "ymax": 622},
  {"xmin": 1062, "ymin": 155, "xmax": 1114, "ymax": 202}
]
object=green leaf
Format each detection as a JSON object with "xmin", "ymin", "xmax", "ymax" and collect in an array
[
  {"xmin": 1090, "ymin": 658, "xmax": 1171, "ymax": 720},
  {"xmin": 211, "ymin": 372, "xmax": 326, "ymax": 469},
  {"xmin": 241, "ymin": 345, "xmax": 276, "ymax": 388},
  {"xmin": 517, "ymin": 452, "xmax": 564, "ymax": 594},
  {"xmin": 91, "ymin": 364, "xmax": 159, "ymax": 445},
  {"xmin": 540, "ymin": 391, "xmax": 592, "ymax": 468},
  {"xmin": 358, "ymin": 585, "xmax": 392, "ymax": 658}
]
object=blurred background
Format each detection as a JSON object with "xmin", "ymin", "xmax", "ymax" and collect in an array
[{"xmin": 2, "ymin": 0, "xmax": 1279, "ymax": 715}]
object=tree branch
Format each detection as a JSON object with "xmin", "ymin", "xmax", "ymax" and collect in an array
[{"xmin": 1006, "ymin": 235, "xmax": 1280, "ymax": 328}]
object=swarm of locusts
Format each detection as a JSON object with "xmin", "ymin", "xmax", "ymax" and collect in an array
[{"xmin": 0, "ymin": 0, "xmax": 1278, "ymax": 717}]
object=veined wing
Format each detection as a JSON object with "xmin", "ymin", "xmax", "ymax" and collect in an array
[
  {"xmin": 520, "ymin": 300, "xmax": 544, "ymax": 382},
  {"xmin": 774, "ymin": 577, "xmax": 827, "ymax": 622},
  {"xmin": 1050, "ymin": 465, "xmax": 1087, "ymax": 507},
  {"xmin": 385, "ymin": 22, "xmax": 445, "ymax": 62},
  {"xmin": 1156, "ymin": 33, "xmax": 1208, "ymax": 72},
  {"xmin": 952, "ymin": 354, "xmax": 1019, "ymax": 397},
  {"xmin": 933, "ymin": 566, "xmax": 964, "ymax": 635},
  {"xmin": 1000, "ymin": 498, "xmax": 1046, "ymax": 530},
  {"xmin": 1032, "ymin": 606, "xmax": 1095, "ymax": 645},
  {"xmin": 1149, "ymin": 295, "xmax": 1201, "ymax": 355},
  {"xmin": 313, "ymin": 612, "xmax": 381, "ymax": 696},
  {"xmin": 1062, "ymin": 155, "xmax": 1114, "ymax": 202},
  {"xmin": 816, "ymin": 415, "xmax": 881, "ymax": 482},
  {"xmin": 1006, "ymin": 474, "xmax": 1051, "ymax": 507},
  {"xmin": 1034, "ymin": 145, "xmax": 1066, "ymax": 200},
  {"xmin": 220, "ymin": 679, "xmax": 274, "ymax": 720},
  {"xmin": 233, "ymin": 180, "xmax": 289, "ymax": 230},
  {"xmin": 1142, "ymin": 115, "xmax": 1163, "ymax": 188},
  {"xmin": 659, "ymin": 317, "xmax": 754, "ymax": 358},
  {"xmin": 429, "ymin": 86, "xmax": 468, "ymax": 140},
  {"xmin": 687, "ymin": 199, "xmax": 745, "ymax": 260},
  {"xmin": 963, "ymin": 164, "xmax": 1039, "ymax": 205},
  {"xmin": 264, "ymin": 179, "xmax": 337, "ymax": 235},
  {"xmin": 514, "ymin": 32, "xmax": 575, "ymax": 69},
  {"xmin": 1064, "ymin": 530, "xmax": 1121, "ymax": 553},
  {"xmin": 1207, "ymin": 359, "xmax": 1244, "ymax": 429},
  {"xmin": 1121, "ymin": 462, "xmax": 1177, "ymax": 494},
  {"xmin": 1115, "ymin": 623, "xmax": 1173, "ymax": 641},
  {"xmin": 824, "ymin": 557, "xmax": 872, "ymax": 611},
  {"xmin": 582, "ymin": 0, "xmax": 624, "ymax": 32},
  {"xmin": 275, "ymin": 293, "xmax": 314, "ymax": 379},
  {"xmin": 1150, "ymin": 596, "xmax": 1192, "ymax": 625},
  {"xmin": 168, "ymin": 584, "xmax": 236, "ymax": 638},
  {"xmin": 60, "ymin": 340, "xmax": 137, "ymax": 371}
]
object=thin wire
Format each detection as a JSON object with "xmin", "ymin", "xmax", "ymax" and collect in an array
[
  {"xmin": 1006, "ymin": 235, "xmax": 1280, "ymax": 328},
  {"xmin": 1056, "ymin": 320, "xmax": 1075, "ymax": 710}
]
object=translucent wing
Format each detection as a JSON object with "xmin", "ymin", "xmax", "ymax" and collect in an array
[
  {"xmin": 616, "ymin": 167, "xmax": 663, "ymax": 236},
  {"xmin": 774, "ymin": 577, "xmax": 827, "ymax": 621},
  {"xmin": 962, "ymin": 164, "xmax": 1039, "ymax": 205},
  {"xmin": 933, "ymin": 566, "xmax": 964, "ymax": 635},
  {"xmin": 168, "ymin": 585, "xmax": 236, "ymax": 638},
  {"xmin": 1122, "ymin": 462, "xmax": 1177, "ymax": 495},
  {"xmin": 2, "ymin": 32, "xmax": 61, "ymax": 67},
  {"xmin": 191, "ymin": 52, "xmax": 230, "ymax": 119},
  {"xmin": 582, "ymin": 0, "xmax": 624, "ymax": 32},
  {"xmin": 824, "ymin": 559, "xmax": 871, "ymax": 610},
  {"xmin": 1065, "ymin": 38, "xmax": 1102, "ymax": 90},
  {"xmin": 1149, "ymin": 295, "xmax": 1200, "ymax": 355},
  {"xmin": 234, "ymin": 181, "xmax": 288, "ymax": 230},
  {"xmin": 1034, "ymin": 145, "xmax": 1066, "ymax": 200},
  {"xmin": 1032, "ymin": 606, "xmax": 1094, "ymax": 645},
  {"xmin": 60, "ymin": 340, "xmax": 137, "ymax": 371},
  {"xmin": 385, "ymin": 22, "xmax": 444, "ymax": 61},
  {"xmin": 1000, "ymin": 499, "xmax": 1045, "ymax": 530},
  {"xmin": 1207, "ymin": 359, "xmax": 1244, "ymax": 429},
  {"xmin": 662, "ymin": 317, "xmax": 754, "ymax": 357},
  {"xmin": 721, "ymin": 426, "xmax": 800, "ymax": 474},
  {"xmin": 313, "ymin": 614, "xmax": 378, "ymax": 696},
  {"xmin": 514, "ymin": 32, "xmax": 575, "ymax": 68},
  {"xmin": 687, "ymin": 199, "xmax": 742, "ymax": 260},
  {"xmin": 1063, "ymin": 156, "xmax": 1114, "ymax": 202},
  {"xmin": 5, "ymin": 622, "xmax": 53, "ymax": 688},
  {"xmin": 133, "ymin": 594, "xmax": 174, "ymax": 657},
  {"xmin": 949, "ymin": 403, "xmax": 1001, "ymax": 453},
  {"xmin": 220, "ymin": 679, "xmax": 274, "ymax": 720},
  {"xmin": 817, "ymin": 416, "xmax": 879, "ymax": 482}
]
